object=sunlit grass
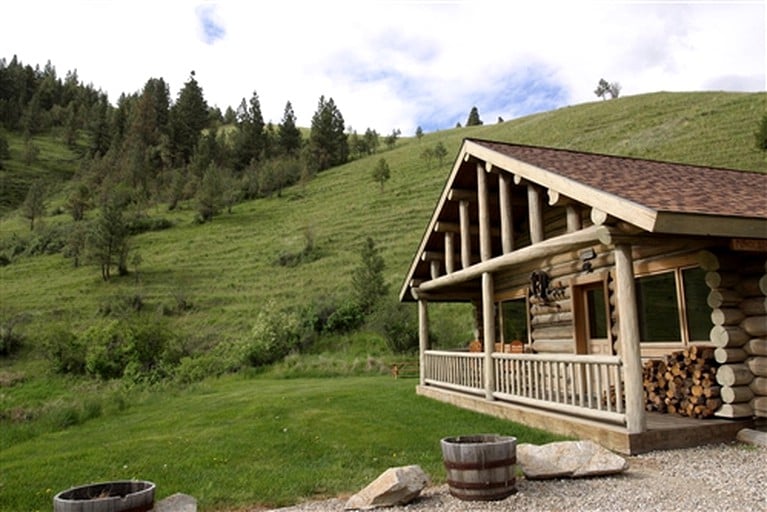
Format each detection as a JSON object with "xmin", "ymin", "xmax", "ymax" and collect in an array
[{"xmin": 0, "ymin": 375, "xmax": 566, "ymax": 511}]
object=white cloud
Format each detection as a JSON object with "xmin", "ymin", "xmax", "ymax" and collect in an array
[{"xmin": 3, "ymin": 0, "xmax": 765, "ymax": 134}]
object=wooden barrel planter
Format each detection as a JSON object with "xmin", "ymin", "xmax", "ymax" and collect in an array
[
  {"xmin": 440, "ymin": 434, "xmax": 517, "ymax": 501},
  {"xmin": 53, "ymin": 480, "xmax": 155, "ymax": 512}
]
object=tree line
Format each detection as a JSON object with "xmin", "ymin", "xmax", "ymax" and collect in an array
[{"xmin": 0, "ymin": 56, "xmax": 411, "ymax": 279}]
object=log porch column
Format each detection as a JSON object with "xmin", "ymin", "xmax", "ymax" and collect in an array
[
  {"xmin": 418, "ymin": 298, "xmax": 429, "ymax": 387},
  {"xmin": 459, "ymin": 200, "xmax": 472, "ymax": 269},
  {"xmin": 444, "ymin": 232, "xmax": 455, "ymax": 274},
  {"xmin": 482, "ymin": 272, "xmax": 496, "ymax": 400},
  {"xmin": 499, "ymin": 173, "xmax": 514, "ymax": 253},
  {"xmin": 477, "ymin": 163, "xmax": 492, "ymax": 261},
  {"xmin": 527, "ymin": 185, "xmax": 544, "ymax": 244},
  {"xmin": 614, "ymin": 243, "xmax": 647, "ymax": 433}
]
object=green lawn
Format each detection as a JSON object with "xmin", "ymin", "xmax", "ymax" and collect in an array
[{"xmin": 0, "ymin": 375, "xmax": 565, "ymax": 511}]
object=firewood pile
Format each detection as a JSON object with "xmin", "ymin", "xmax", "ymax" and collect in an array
[{"xmin": 643, "ymin": 347, "xmax": 721, "ymax": 418}]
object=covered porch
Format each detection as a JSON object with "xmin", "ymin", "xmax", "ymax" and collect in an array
[{"xmin": 416, "ymin": 349, "xmax": 752, "ymax": 454}]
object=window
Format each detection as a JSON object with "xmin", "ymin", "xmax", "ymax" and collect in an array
[
  {"xmin": 499, "ymin": 298, "xmax": 528, "ymax": 343},
  {"xmin": 635, "ymin": 265, "xmax": 709, "ymax": 344},
  {"xmin": 585, "ymin": 287, "xmax": 608, "ymax": 339}
]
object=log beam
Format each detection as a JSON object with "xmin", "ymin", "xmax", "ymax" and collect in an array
[
  {"xmin": 527, "ymin": 184, "xmax": 544, "ymax": 244},
  {"xmin": 444, "ymin": 232, "xmax": 455, "ymax": 274}
]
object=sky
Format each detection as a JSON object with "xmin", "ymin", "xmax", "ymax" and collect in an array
[{"xmin": 4, "ymin": 0, "xmax": 766, "ymax": 134}]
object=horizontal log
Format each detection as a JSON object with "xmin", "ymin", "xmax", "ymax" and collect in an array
[
  {"xmin": 746, "ymin": 356, "xmax": 767, "ymax": 378},
  {"xmin": 735, "ymin": 428, "xmax": 767, "ymax": 445},
  {"xmin": 714, "ymin": 347, "xmax": 748, "ymax": 364},
  {"xmin": 741, "ymin": 316, "xmax": 767, "ymax": 337},
  {"xmin": 697, "ymin": 250, "xmax": 744, "ymax": 272},
  {"xmin": 530, "ymin": 300, "xmax": 572, "ymax": 315},
  {"xmin": 737, "ymin": 277, "xmax": 767, "ymax": 298},
  {"xmin": 711, "ymin": 308, "xmax": 746, "ymax": 326},
  {"xmin": 715, "ymin": 403, "xmax": 753, "ymax": 418},
  {"xmin": 531, "ymin": 325, "xmax": 573, "ymax": 341},
  {"xmin": 530, "ymin": 312, "xmax": 574, "ymax": 326},
  {"xmin": 704, "ymin": 271, "xmax": 739, "ymax": 289},
  {"xmin": 707, "ymin": 289, "xmax": 742, "ymax": 309},
  {"xmin": 721, "ymin": 385, "xmax": 754, "ymax": 404},
  {"xmin": 744, "ymin": 338, "xmax": 767, "ymax": 356},
  {"xmin": 710, "ymin": 325, "xmax": 750, "ymax": 348},
  {"xmin": 740, "ymin": 297, "xmax": 767, "ymax": 316},
  {"xmin": 716, "ymin": 364, "xmax": 754, "ymax": 387},
  {"xmin": 761, "ymin": 274, "xmax": 767, "ymax": 295},
  {"xmin": 752, "ymin": 396, "xmax": 767, "ymax": 414},
  {"xmin": 531, "ymin": 339, "xmax": 574, "ymax": 354},
  {"xmin": 749, "ymin": 377, "xmax": 767, "ymax": 395},
  {"xmin": 710, "ymin": 325, "xmax": 749, "ymax": 348}
]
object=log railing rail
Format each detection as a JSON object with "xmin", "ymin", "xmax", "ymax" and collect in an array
[{"xmin": 423, "ymin": 350, "xmax": 627, "ymax": 425}]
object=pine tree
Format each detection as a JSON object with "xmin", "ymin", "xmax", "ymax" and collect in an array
[
  {"xmin": 351, "ymin": 237, "xmax": 389, "ymax": 314},
  {"xmin": 308, "ymin": 95, "xmax": 348, "ymax": 172},
  {"xmin": 21, "ymin": 180, "xmax": 46, "ymax": 230},
  {"xmin": 234, "ymin": 90, "xmax": 265, "ymax": 169},
  {"xmin": 372, "ymin": 157, "xmax": 391, "ymax": 192},
  {"xmin": 88, "ymin": 198, "xmax": 130, "ymax": 280},
  {"xmin": 466, "ymin": 106, "xmax": 483, "ymax": 126},
  {"xmin": 170, "ymin": 71, "xmax": 209, "ymax": 165},
  {"xmin": 278, "ymin": 101, "xmax": 302, "ymax": 156}
]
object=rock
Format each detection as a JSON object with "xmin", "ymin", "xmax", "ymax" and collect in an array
[
  {"xmin": 518, "ymin": 440, "xmax": 628, "ymax": 479},
  {"xmin": 344, "ymin": 465, "xmax": 429, "ymax": 510},
  {"xmin": 736, "ymin": 428, "xmax": 767, "ymax": 447},
  {"xmin": 153, "ymin": 493, "xmax": 197, "ymax": 512}
]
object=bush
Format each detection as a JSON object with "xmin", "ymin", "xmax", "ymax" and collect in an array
[
  {"xmin": 83, "ymin": 318, "xmax": 183, "ymax": 381},
  {"xmin": 369, "ymin": 300, "xmax": 421, "ymax": 354},
  {"xmin": 243, "ymin": 301, "xmax": 315, "ymax": 367},
  {"xmin": 324, "ymin": 300, "xmax": 364, "ymax": 333},
  {"xmin": 43, "ymin": 327, "xmax": 87, "ymax": 374}
]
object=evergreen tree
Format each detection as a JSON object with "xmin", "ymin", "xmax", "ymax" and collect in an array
[
  {"xmin": 169, "ymin": 71, "xmax": 209, "ymax": 165},
  {"xmin": 755, "ymin": 114, "xmax": 767, "ymax": 150},
  {"xmin": 233, "ymin": 90, "xmax": 265, "ymax": 169},
  {"xmin": 196, "ymin": 164, "xmax": 225, "ymax": 222},
  {"xmin": 384, "ymin": 128, "xmax": 401, "ymax": 150},
  {"xmin": 372, "ymin": 157, "xmax": 391, "ymax": 192},
  {"xmin": 308, "ymin": 95, "xmax": 348, "ymax": 172},
  {"xmin": 415, "ymin": 126, "xmax": 424, "ymax": 140},
  {"xmin": 363, "ymin": 128, "xmax": 379, "ymax": 154},
  {"xmin": 277, "ymin": 101, "xmax": 302, "ymax": 156},
  {"xmin": 351, "ymin": 237, "xmax": 389, "ymax": 314},
  {"xmin": 466, "ymin": 106, "xmax": 483, "ymax": 126},
  {"xmin": 434, "ymin": 141, "xmax": 448, "ymax": 166},
  {"xmin": 88, "ymin": 198, "xmax": 130, "ymax": 280},
  {"xmin": 21, "ymin": 180, "xmax": 46, "ymax": 230}
]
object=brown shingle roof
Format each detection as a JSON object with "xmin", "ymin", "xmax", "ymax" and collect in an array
[{"xmin": 471, "ymin": 139, "xmax": 767, "ymax": 219}]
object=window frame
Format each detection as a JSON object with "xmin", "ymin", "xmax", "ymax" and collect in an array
[
  {"xmin": 494, "ymin": 289, "xmax": 531, "ymax": 345},
  {"xmin": 633, "ymin": 254, "xmax": 709, "ymax": 348}
]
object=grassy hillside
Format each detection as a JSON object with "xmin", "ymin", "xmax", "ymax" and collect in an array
[{"xmin": 1, "ymin": 92, "xmax": 765, "ymax": 353}]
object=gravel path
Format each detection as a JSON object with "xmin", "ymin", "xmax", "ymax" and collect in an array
[{"xmin": 267, "ymin": 442, "xmax": 767, "ymax": 512}]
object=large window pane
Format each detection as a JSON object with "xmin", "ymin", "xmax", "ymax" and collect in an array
[
  {"xmin": 683, "ymin": 267, "xmax": 710, "ymax": 341},
  {"xmin": 500, "ymin": 299, "xmax": 528, "ymax": 342},
  {"xmin": 636, "ymin": 272, "xmax": 680, "ymax": 342}
]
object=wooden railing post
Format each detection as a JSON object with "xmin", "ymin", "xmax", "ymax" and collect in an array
[
  {"xmin": 482, "ymin": 272, "xmax": 496, "ymax": 400},
  {"xmin": 418, "ymin": 298, "xmax": 429, "ymax": 387},
  {"xmin": 615, "ymin": 243, "xmax": 647, "ymax": 433}
]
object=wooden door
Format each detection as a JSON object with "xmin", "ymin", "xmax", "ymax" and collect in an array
[{"xmin": 574, "ymin": 281, "xmax": 612, "ymax": 356}]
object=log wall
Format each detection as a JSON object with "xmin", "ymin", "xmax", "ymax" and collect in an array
[{"xmin": 699, "ymin": 250, "xmax": 767, "ymax": 419}]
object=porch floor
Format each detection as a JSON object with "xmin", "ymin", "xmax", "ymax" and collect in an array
[{"xmin": 417, "ymin": 384, "xmax": 754, "ymax": 455}]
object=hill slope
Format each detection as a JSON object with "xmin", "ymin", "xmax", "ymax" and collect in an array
[{"xmin": 1, "ymin": 91, "xmax": 765, "ymax": 351}]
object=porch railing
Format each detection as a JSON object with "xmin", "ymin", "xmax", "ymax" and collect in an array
[{"xmin": 423, "ymin": 350, "xmax": 626, "ymax": 425}]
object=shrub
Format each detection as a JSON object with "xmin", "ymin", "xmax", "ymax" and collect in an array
[
  {"xmin": 324, "ymin": 300, "xmax": 364, "ymax": 333},
  {"xmin": 83, "ymin": 318, "xmax": 183, "ymax": 381},
  {"xmin": 0, "ymin": 310, "xmax": 28, "ymax": 357},
  {"xmin": 368, "ymin": 300, "xmax": 421, "ymax": 354},
  {"xmin": 243, "ymin": 302, "xmax": 314, "ymax": 367},
  {"xmin": 43, "ymin": 327, "xmax": 87, "ymax": 374}
]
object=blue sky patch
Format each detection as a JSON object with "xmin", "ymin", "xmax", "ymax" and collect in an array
[{"xmin": 196, "ymin": 4, "xmax": 225, "ymax": 45}]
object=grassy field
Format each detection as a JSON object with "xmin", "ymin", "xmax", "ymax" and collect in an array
[{"xmin": 0, "ymin": 374, "xmax": 566, "ymax": 511}]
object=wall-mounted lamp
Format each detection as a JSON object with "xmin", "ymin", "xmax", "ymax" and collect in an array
[{"xmin": 579, "ymin": 247, "xmax": 596, "ymax": 273}]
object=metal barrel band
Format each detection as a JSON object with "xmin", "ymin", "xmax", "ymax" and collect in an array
[
  {"xmin": 446, "ymin": 478, "xmax": 516, "ymax": 490},
  {"xmin": 443, "ymin": 456, "xmax": 516, "ymax": 470}
]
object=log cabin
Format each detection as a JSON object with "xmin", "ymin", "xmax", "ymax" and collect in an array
[{"xmin": 399, "ymin": 139, "xmax": 767, "ymax": 454}]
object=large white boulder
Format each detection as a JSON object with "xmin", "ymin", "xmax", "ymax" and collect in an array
[{"xmin": 517, "ymin": 440, "xmax": 628, "ymax": 479}]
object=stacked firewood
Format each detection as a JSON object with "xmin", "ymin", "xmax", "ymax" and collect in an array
[{"xmin": 642, "ymin": 347, "xmax": 722, "ymax": 418}]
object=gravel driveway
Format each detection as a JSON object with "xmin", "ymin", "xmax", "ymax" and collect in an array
[{"xmin": 267, "ymin": 442, "xmax": 766, "ymax": 512}]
